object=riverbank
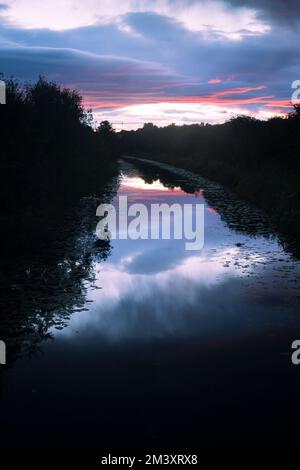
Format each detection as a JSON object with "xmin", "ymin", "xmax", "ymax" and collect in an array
[{"xmin": 0, "ymin": 77, "xmax": 118, "ymax": 360}]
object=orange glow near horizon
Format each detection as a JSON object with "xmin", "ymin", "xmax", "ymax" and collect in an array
[
  {"xmin": 83, "ymin": 85, "xmax": 273, "ymax": 108},
  {"xmin": 82, "ymin": 84, "xmax": 291, "ymax": 127}
]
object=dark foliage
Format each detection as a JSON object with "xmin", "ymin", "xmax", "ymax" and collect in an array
[
  {"xmin": 0, "ymin": 76, "xmax": 117, "ymax": 254},
  {"xmin": 0, "ymin": 76, "xmax": 118, "ymax": 360},
  {"xmin": 1, "ymin": 77, "xmax": 116, "ymax": 202}
]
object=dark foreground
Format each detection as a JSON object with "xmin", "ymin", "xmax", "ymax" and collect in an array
[{"xmin": 1, "ymin": 333, "xmax": 300, "ymax": 449}]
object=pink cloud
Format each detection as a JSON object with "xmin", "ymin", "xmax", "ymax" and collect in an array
[{"xmin": 208, "ymin": 79, "xmax": 222, "ymax": 84}]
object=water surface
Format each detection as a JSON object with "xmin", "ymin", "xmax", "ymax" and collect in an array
[{"xmin": 1, "ymin": 158, "xmax": 300, "ymax": 449}]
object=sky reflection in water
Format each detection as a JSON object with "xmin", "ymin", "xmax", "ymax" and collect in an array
[
  {"xmin": 53, "ymin": 160, "xmax": 300, "ymax": 343},
  {"xmin": 2, "ymin": 160, "xmax": 300, "ymax": 450}
]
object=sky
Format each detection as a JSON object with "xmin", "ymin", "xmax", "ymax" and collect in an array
[{"xmin": 0, "ymin": 0, "xmax": 299, "ymax": 129}]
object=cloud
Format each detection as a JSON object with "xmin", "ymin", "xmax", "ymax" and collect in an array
[
  {"xmin": 2, "ymin": 0, "xmax": 270, "ymax": 39},
  {"xmin": 0, "ymin": 44, "xmax": 176, "ymax": 84},
  {"xmin": 0, "ymin": 1, "xmax": 299, "ymax": 126},
  {"xmin": 225, "ymin": 0, "xmax": 300, "ymax": 27}
]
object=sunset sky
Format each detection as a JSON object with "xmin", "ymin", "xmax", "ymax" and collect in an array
[{"xmin": 0, "ymin": 0, "xmax": 299, "ymax": 129}]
